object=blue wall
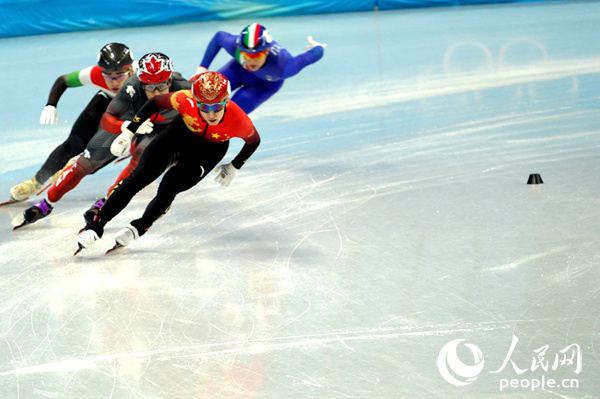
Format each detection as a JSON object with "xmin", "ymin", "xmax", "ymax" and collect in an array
[{"xmin": 0, "ymin": 0, "xmax": 552, "ymax": 38}]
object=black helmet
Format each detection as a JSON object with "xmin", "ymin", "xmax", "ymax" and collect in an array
[{"xmin": 97, "ymin": 43, "xmax": 134, "ymax": 72}]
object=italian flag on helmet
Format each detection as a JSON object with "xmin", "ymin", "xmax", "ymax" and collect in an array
[{"xmin": 237, "ymin": 23, "xmax": 272, "ymax": 54}]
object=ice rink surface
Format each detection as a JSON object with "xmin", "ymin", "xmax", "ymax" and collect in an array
[{"xmin": 1, "ymin": 1, "xmax": 600, "ymax": 397}]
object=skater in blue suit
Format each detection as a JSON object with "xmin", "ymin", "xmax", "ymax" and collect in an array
[{"xmin": 191, "ymin": 23, "xmax": 326, "ymax": 114}]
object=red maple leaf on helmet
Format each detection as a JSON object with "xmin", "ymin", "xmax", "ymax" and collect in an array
[{"xmin": 144, "ymin": 56, "xmax": 162, "ymax": 73}]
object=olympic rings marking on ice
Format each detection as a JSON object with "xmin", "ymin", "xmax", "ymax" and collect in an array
[
  {"xmin": 443, "ymin": 40, "xmax": 494, "ymax": 75},
  {"xmin": 497, "ymin": 38, "xmax": 548, "ymax": 70},
  {"xmin": 441, "ymin": 37, "xmax": 581, "ymax": 98},
  {"xmin": 443, "ymin": 37, "xmax": 549, "ymax": 74}
]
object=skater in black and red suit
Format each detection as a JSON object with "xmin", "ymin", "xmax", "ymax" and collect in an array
[
  {"xmin": 76, "ymin": 71, "xmax": 260, "ymax": 252},
  {"xmin": 9, "ymin": 43, "xmax": 135, "ymax": 202},
  {"xmin": 16, "ymin": 53, "xmax": 191, "ymax": 228}
]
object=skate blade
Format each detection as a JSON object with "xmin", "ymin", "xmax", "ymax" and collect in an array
[
  {"xmin": 105, "ymin": 243, "xmax": 124, "ymax": 255},
  {"xmin": 1, "ymin": 198, "xmax": 26, "ymax": 207},
  {"xmin": 37, "ymin": 183, "xmax": 52, "ymax": 196},
  {"xmin": 114, "ymin": 154, "xmax": 132, "ymax": 164},
  {"xmin": 73, "ymin": 246, "xmax": 83, "ymax": 256},
  {"xmin": 12, "ymin": 222, "xmax": 29, "ymax": 231}
]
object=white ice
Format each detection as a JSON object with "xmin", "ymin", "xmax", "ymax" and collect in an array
[{"xmin": 1, "ymin": 2, "xmax": 600, "ymax": 398}]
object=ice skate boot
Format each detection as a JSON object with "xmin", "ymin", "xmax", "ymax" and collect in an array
[
  {"xmin": 10, "ymin": 177, "xmax": 43, "ymax": 201},
  {"xmin": 77, "ymin": 229, "xmax": 100, "ymax": 249},
  {"xmin": 115, "ymin": 223, "xmax": 141, "ymax": 247},
  {"xmin": 24, "ymin": 199, "xmax": 53, "ymax": 223},
  {"xmin": 13, "ymin": 199, "xmax": 53, "ymax": 230},
  {"xmin": 106, "ymin": 222, "xmax": 146, "ymax": 254},
  {"xmin": 74, "ymin": 224, "xmax": 104, "ymax": 255},
  {"xmin": 83, "ymin": 197, "xmax": 106, "ymax": 224}
]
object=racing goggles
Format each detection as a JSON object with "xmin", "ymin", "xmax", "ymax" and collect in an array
[
  {"xmin": 241, "ymin": 50, "xmax": 268, "ymax": 60},
  {"xmin": 101, "ymin": 71, "xmax": 129, "ymax": 81},
  {"xmin": 142, "ymin": 81, "xmax": 170, "ymax": 92},
  {"xmin": 197, "ymin": 100, "xmax": 227, "ymax": 113}
]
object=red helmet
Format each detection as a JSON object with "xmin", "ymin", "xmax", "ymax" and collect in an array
[
  {"xmin": 137, "ymin": 52, "xmax": 172, "ymax": 84},
  {"xmin": 192, "ymin": 72, "xmax": 230, "ymax": 104}
]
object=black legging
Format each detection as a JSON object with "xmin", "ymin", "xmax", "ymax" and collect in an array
[
  {"xmin": 97, "ymin": 116, "xmax": 229, "ymax": 232},
  {"xmin": 35, "ymin": 91, "xmax": 111, "ymax": 183}
]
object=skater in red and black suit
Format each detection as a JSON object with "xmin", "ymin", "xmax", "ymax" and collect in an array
[
  {"xmin": 15, "ymin": 52, "xmax": 191, "ymax": 228},
  {"xmin": 76, "ymin": 71, "xmax": 261, "ymax": 252},
  {"xmin": 9, "ymin": 43, "xmax": 135, "ymax": 202}
]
